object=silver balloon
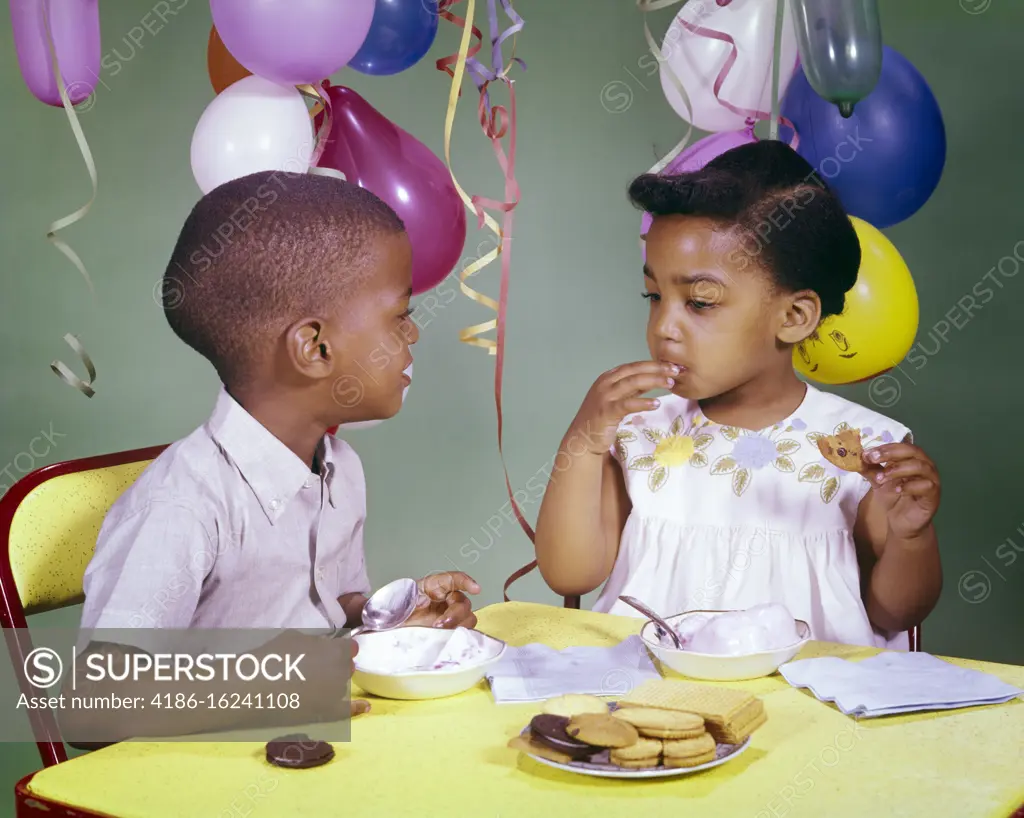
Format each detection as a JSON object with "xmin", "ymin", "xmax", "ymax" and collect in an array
[{"xmin": 788, "ymin": 0, "xmax": 883, "ymax": 118}]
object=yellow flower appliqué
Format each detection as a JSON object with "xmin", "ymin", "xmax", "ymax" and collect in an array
[{"xmin": 623, "ymin": 415, "xmax": 715, "ymax": 492}]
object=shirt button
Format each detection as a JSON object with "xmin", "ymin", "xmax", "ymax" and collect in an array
[
  {"xmin": 304, "ymin": 477, "xmax": 316, "ymax": 489},
  {"xmin": 315, "ymin": 568, "xmax": 325, "ymax": 581},
  {"xmin": 268, "ymin": 498, "xmax": 281, "ymax": 511}
]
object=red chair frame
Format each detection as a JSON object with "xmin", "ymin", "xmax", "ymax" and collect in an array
[{"xmin": 0, "ymin": 445, "xmax": 168, "ymax": 767}]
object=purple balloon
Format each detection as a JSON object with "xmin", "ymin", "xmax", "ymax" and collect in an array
[
  {"xmin": 210, "ymin": 0, "xmax": 375, "ymax": 86},
  {"xmin": 317, "ymin": 86, "xmax": 467, "ymax": 295},
  {"xmin": 641, "ymin": 128, "xmax": 758, "ymax": 253},
  {"xmin": 9, "ymin": 0, "xmax": 100, "ymax": 106}
]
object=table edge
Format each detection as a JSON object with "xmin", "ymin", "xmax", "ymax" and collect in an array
[
  {"xmin": 16, "ymin": 773, "xmax": 109, "ymax": 818},
  {"xmin": 15, "ymin": 767, "xmax": 1024, "ymax": 818}
]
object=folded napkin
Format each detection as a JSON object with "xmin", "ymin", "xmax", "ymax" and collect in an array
[
  {"xmin": 484, "ymin": 636, "xmax": 661, "ymax": 704},
  {"xmin": 779, "ymin": 652, "xmax": 1024, "ymax": 718}
]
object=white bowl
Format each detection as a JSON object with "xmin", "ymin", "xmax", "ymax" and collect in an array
[
  {"xmin": 640, "ymin": 610, "xmax": 811, "ymax": 681},
  {"xmin": 352, "ymin": 627, "xmax": 506, "ymax": 700}
]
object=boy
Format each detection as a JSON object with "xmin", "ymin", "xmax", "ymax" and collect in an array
[{"xmin": 70, "ymin": 172, "xmax": 478, "ymax": 740}]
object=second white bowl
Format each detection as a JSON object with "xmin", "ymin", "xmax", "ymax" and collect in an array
[{"xmin": 640, "ymin": 610, "xmax": 811, "ymax": 681}]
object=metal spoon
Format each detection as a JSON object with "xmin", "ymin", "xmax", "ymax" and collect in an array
[
  {"xmin": 350, "ymin": 578, "xmax": 420, "ymax": 637},
  {"xmin": 618, "ymin": 595, "xmax": 684, "ymax": 649}
]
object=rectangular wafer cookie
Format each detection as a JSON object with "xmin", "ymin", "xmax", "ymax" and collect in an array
[{"xmin": 619, "ymin": 680, "xmax": 765, "ymax": 743}]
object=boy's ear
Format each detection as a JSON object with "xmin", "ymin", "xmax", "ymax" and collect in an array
[
  {"xmin": 287, "ymin": 318, "xmax": 333, "ymax": 374},
  {"xmin": 777, "ymin": 290, "xmax": 822, "ymax": 345}
]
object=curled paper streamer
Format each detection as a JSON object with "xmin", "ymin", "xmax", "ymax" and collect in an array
[
  {"xmin": 41, "ymin": 0, "xmax": 99, "ymax": 397},
  {"xmin": 436, "ymin": 0, "xmax": 484, "ymax": 94},
  {"xmin": 50, "ymin": 334, "xmax": 97, "ymax": 398},
  {"xmin": 298, "ymin": 81, "xmax": 333, "ymax": 168},
  {"xmin": 437, "ymin": 0, "xmax": 540, "ymax": 601}
]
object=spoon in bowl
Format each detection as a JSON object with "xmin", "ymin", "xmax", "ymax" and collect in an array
[
  {"xmin": 618, "ymin": 595, "xmax": 684, "ymax": 649},
  {"xmin": 350, "ymin": 578, "xmax": 420, "ymax": 637}
]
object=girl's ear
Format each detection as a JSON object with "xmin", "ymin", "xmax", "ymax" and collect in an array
[{"xmin": 777, "ymin": 290, "xmax": 821, "ymax": 344}]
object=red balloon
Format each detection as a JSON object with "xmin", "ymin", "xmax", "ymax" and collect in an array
[{"xmin": 316, "ymin": 85, "xmax": 467, "ymax": 294}]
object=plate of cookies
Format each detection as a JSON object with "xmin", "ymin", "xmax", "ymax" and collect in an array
[{"xmin": 506, "ymin": 693, "xmax": 754, "ymax": 779}]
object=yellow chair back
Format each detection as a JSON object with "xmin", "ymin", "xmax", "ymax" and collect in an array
[{"xmin": 8, "ymin": 458, "xmax": 155, "ymax": 615}]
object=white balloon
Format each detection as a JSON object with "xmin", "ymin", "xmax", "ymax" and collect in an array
[
  {"xmin": 339, "ymin": 363, "xmax": 413, "ymax": 431},
  {"xmin": 658, "ymin": 0, "xmax": 800, "ymax": 133},
  {"xmin": 190, "ymin": 75, "xmax": 313, "ymax": 194}
]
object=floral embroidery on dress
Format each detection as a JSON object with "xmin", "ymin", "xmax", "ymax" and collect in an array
[
  {"xmin": 798, "ymin": 423, "xmax": 893, "ymax": 503},
  {"xmin": 622, "ymin": 414, "xmax": 715, "ymax": 492},
  {"xmin": 709, "ymin": 419, "xmax": 805, "ymax": 497}
]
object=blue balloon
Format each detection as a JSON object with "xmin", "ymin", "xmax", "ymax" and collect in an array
[
  {"xmin": 780, "ymin": 46, "xmax": 945, "ymax": 228},
  {"xmin": 348, "ymin": 0, "xmax": 439, "ymax": 76}
]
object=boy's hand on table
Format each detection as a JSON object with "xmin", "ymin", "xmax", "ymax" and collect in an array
[{"xmin": 405, "ymin": 571, "xmax": 481, "ymax": 629}]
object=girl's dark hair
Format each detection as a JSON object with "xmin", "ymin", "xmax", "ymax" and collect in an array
[{"xmin": 628, "ymin": 140, "xmax": 860, "ymax": 319}]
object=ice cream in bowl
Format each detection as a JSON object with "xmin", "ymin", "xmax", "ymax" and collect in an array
[
  {"xmin": 353, "ymin": 626, "xmax": 506, "ymax": 700},
  {"xmin": 639, "ymin": 604, "xmax": 811, "ymax": 681}
]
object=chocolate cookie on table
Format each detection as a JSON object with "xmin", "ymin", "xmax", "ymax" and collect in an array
[{"xmin": 266, "ymin": 734, "xmax": 335, "ymax": 769}]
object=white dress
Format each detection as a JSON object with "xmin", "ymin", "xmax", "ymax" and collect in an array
[{"xmin": 591, "ymin": 383, "xmax": 912, "ymax": 649}]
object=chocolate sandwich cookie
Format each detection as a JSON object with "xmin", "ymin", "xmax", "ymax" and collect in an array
[
  {"xmin": 528, "ymin": 714, "xmax": 599, "ymax": 759},
  {"xmin": 266, "ymin": 734, "xmax": 335, "ymax": 769}
]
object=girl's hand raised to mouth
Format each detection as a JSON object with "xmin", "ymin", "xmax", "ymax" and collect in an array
[{"xmin": 568, "ymin": 361, "xmax": 682, "ymax": 456}]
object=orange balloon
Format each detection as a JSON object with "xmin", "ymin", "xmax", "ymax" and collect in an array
[{"xmin": 207, "ymin": 25, "xmax": 251, "ymax": 95}]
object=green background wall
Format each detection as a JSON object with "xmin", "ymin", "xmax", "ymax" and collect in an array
[{"xmin": 2, "ymin": 0, "xmax": 1022, "ymax": 807}]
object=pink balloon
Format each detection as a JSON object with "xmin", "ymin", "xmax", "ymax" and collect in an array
[
  {"xmin": 9, "ymin": 0, "xmax": 100, "ymax": 106},
  {"xmin": 211, "ymin": 0, "xmax": 375, "ymax": 87},
  {"xmin": 317, "ymin": 86, "xmax": 467, "ymax": 295},
  {"xmin": 641, "ymin": 128, "xmax": 758, "ymax": 258}
]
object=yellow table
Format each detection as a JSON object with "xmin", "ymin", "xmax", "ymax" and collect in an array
[{"xmin": 18, "ymin": 602, "xmax": 1024, "ymax": 818}]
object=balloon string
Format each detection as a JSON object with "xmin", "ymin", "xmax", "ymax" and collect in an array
[
  {"xmin": 769, "ymin": 0, "xmax": 785, "ymax": 141},
  {"xmin": 41, "ymin": 0, "xmax": 99, "ymax": 397}
]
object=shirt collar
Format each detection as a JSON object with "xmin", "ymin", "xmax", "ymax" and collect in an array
[{"xmin": 206, "ymin": 388, "xmax": 337, "ymax": 522}]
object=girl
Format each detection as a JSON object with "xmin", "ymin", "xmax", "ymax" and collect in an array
[{"xmin": 534, "ymin": 140, "xmax": 942, "ymax": 649}]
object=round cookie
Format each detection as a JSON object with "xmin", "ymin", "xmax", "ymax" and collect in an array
[
  {"xmin": 528, "ymin": 714, "xmax": 597, "ymax": 759},
  {"xmin": 662, "ymin": 731, "xmax": 716, "ymax": 769},
  {"xmin": 611, "ymin": 706, "xmax": 706, "ymax": 739},
  {"xmin": 613, "ymin": 756, "xmax": 663, "ymax": 769},
  {"xmin": 816, "ymin": 428, "xmax": 865, "ymax": 472},
  {"xmin": 609, "ymin": 736, "xmax": 662, "ymax": 768},
  {"xmin": 566, "ymin": 712, "xmax": 639, "ymax": 749},
  {"xmin": 266, "ymin": 734, "xmax": 334, "ymax": 769},
  {"xmin": 541, "ymin": 694, "xmax": 610, "ymax": 718},
  {"xmin": 664, "ymin": 750, "xmax": 717, "ymax": 769}
]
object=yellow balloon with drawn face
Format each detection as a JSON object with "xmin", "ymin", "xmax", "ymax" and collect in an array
[{"xmin": 794, "ymin": 217, "xmax": 919, "ymax": 385}]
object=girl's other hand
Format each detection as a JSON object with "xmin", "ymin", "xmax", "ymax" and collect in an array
[
  {"xmin": 570, "ymin": 361, "xmax": 680, "ymax": 455},
  {"xmin": 861, "ymin": 442, "xmax": 941, "ymax": 540}
]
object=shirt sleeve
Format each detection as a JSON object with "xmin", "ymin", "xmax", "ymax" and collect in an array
[{"xmin": 78, "ymin": 499, "xmax": 217, "ymax": 653}]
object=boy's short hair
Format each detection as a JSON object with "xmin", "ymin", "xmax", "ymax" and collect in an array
[{"xmin": 161, "ymin": 171, "xmax": 405, "ymax": 384}]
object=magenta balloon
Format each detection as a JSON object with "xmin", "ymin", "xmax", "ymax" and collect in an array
[
  {"xmin": 640, "ymin": 129, "xmax": 758, "ymax": 257},
  {"xmin": 210, "ymin": 0, "xmax": 375, "ymax": 86},
  {"xmin": 9, "ymin": 0, "xmax": 100, "ymax": 106},
  {"xmin": 317, "ymin": 86, "xmax": 467, "ymax": 295}
]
